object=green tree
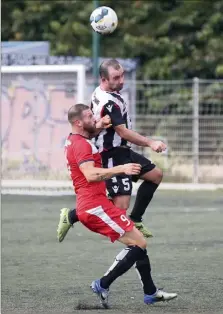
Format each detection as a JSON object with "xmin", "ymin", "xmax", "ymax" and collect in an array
[
  {"xmin": 2, "ymin": 0, "xmax": 223, "ymax": 79},
  {"xmin": 2, "ymin": 0, "xmax": 94, "ymax": 56}
]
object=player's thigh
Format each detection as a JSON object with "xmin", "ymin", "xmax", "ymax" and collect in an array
[
  {"xmin": 78, "ymin": 201, "xmax": 134, "ymax": 243},
  {"xmin": 118, "ymin": 226, "xmax": 147, "ymax": 249},
  {"xmin": 112, "ymin": 194, "xmax": 131, "ymax": 210},
  {"xmin": 130, "ymin": 149, "xmax": 156, "ymax": 182}
]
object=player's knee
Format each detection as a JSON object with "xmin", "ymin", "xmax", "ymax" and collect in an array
[
  {"xmin": 125, "ymin": 238, "xmax": 147, "ymax": 249},
  {"xmin": 156, "ymin": 168, "xmax": 163, "ymax": 184},
  {"xmin": 120, "ymin": 229, "xmax": 147, "ymax": 249},
  {"xmin": 132, "ymin": 231, "xmax": 147, "ymax": 249},
  {"xmin": 152, "ymin": 167, "xmax": 163, "ymax": 184},
  {"xmin": 113, "ymin": 195, "xmax": 130, "ymax": 210},
  {"xmin": 136, "ymin": 236, "xmax": 147, "ymax": 249},
  {"xmin": 142, "ymin": 167, "xmax": 163, "ymax": 185}
]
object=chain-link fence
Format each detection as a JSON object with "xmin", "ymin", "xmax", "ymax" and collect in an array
[{"xmin": 133, "ymin": 79, "xmax": 223, "ymax": 183}]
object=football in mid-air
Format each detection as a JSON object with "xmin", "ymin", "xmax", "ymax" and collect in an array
[{"xmin": 90, "ymin": 6, "xmax": 118, "ymax": 35}]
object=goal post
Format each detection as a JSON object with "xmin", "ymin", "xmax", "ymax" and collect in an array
[{"xmin": 1, "ymin": 64, "xmax": 86, "ymax": 103}]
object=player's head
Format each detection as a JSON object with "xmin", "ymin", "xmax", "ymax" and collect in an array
[
  {"xmin": 68, "ymin": 104, "xmax": 96, "ymax": 135},
  {"xmin": 99, "ymin": 59, "xmax": 124, "ymax": 92}
]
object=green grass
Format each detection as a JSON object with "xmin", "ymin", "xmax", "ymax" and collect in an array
[{"xmin": 2, "ymin": 191, "xmax": 223, "ymax": 314}]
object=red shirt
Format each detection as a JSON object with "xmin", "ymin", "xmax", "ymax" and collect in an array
[{"xmin": 65, "ymin": 134, "xmax": 107, "ymax": 212}]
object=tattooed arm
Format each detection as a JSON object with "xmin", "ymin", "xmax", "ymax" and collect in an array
[
  {"xmin": 79, "ymin": 161, "xmax": 124, "ymax": 182},
  {"xmin": 79, "ymin": 161, "xmax": 141, "ymax": 183}
]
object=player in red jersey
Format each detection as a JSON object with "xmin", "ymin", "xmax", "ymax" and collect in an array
[
  {"xmin": 65, "ymin": 104, "xmax": 142, "ymax": 241},
  {"xmin": 60, "ymin": 103, "xmax": 177, "ymax": 308}
]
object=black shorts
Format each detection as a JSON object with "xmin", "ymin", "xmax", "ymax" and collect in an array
[{"xmin": 101, "ymin": 147, "xmax": 156, "ymax": 197}]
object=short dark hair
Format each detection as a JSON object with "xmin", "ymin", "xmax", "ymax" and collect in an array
[
  {"xmin": 99, "ymin": 59, "xmax": 121, "ymax": 79},
  {"xmin": 68, "ymin": 104, "xmax": 89, "ymax": 124}
]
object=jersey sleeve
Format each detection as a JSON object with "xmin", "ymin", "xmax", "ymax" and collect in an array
[
  {"xmin": 102, "ymin": 100, "xmax": 125, "ymax": 127},
  {"xmin": 73, "ymin": 140, "xmax": 94, "ymax": 166}
]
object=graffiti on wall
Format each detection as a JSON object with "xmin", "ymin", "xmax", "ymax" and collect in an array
[
  {"xmin": 2, "ymin": 75, "xmax": 134, "ymax": 178},
  {"xmin": 1, "ymin": 76, "xmax": 76, "ymax": 173}
]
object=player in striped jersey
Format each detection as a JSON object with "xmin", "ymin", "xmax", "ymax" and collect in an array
[{"xmin": 58, "ymin": 59, "xmax": 166, "ymax": 241}]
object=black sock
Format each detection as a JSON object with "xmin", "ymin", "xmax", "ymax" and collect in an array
[
  {"xmin": 135, "ymin": 251, "xmax": 157, "ymax": 295},
  {"xmin": 130, "ymin": 181, "xmax": 158, "ymax": 222},
  {"xmin": 68, "ymin": 208, "xmax": 79, "ymax": 224},
  {"xmin": 100, "ymin": 245, "xmax": 146, "ymax": 289}
]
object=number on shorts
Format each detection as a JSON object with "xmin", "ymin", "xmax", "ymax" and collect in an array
[
  {"xmin": 111, "ymin": 176, "xmax": 118, "ymax": 183},
  {"xmin": 122, "ymin": 178, "xmax": 130, "ymax": 191},
  {"xmin": 120, "ymin": 214, "xmax": 131, "ymax": 226}
]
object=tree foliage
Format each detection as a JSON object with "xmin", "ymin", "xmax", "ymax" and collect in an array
[{"xmin": 2, "ymin": 0, "xmax": 223, "ymax": 79}]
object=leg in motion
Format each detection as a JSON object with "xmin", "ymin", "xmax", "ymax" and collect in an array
[
  {"xmin": 135, "ymin": 251, "xmax": 177, "ymax": 304},
  {"xmin": 57, "ymin": 208, "xmax": 79, "ymax": 242},
  {"xmin": 91, "ymin": 226, "xmax": 147, "ymax": 308},
  {"xmin": 129, "ymin": 167, "xmax": 163, "ymax": 237}
]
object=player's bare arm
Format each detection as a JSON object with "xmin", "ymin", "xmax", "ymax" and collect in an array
[
  {"xmin": 114, "ymin": 124, "xmax": 167, "ymax": 153},
  {"xmin": 80, "ymin": 161, "xmax": 141, "ymax": 182}
]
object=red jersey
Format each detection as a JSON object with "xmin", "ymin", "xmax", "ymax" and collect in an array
[{"xmin": 65, "ymin": 134, "xmax": 107, "ymax": 211}]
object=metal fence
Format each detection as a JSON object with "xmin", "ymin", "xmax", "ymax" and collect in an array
[
  {"xmin": 1, "ymin": 70, "xmax": 223, "ymax": 184},
  {"xmin": 132, "ymin": 79, "xmax": 223, "ymax": 183}
]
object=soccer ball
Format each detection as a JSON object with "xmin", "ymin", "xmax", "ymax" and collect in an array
[{"xmin": 90, "ymin": 6, "xmax": 118, "ymax": 35}]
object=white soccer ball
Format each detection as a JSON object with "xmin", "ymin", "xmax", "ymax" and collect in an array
[{"xmin": 90, "ymin": 6, "xmax": 118, "ymax": 35}]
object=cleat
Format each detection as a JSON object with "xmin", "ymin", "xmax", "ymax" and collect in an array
[
  {"xmin": 134, "ymin": 222, "xmax": 153, "ymax": 238},
  {"xmin": 144, "ymin": 289, "xmax": 177, "ymax": 304},
  {"xmin": 91, "ymin": 279, "xmax": 109, "ymax": 309},
  {"xmin": 57, "ymin": 208, "xmax": 73, "ymax": 242}
]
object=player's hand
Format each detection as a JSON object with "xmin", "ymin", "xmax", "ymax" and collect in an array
[
  {"xmin": 149, "ymin": 140, "xmax": 167, "ymax": 153},
  {"xmin": 122, "ymin": 163, "xmax": 142, "ymax": 175},
  {"xmin": 97, "ymin": 115, "xmax": 112, "ymax": 129}
]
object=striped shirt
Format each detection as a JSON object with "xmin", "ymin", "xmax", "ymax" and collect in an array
[{"xmin": 91, "ymin": 86, "xmax": 132, "ymax": 152}]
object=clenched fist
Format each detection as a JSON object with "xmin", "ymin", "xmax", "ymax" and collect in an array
[
  {"xmin": 122, "ymin": 163, "xmax": 142, "ymax": 175},
  {"xmin": 97, "ymin": 115, "xmax": 112, "ymax": 129},
  {"xmin": 149, "ymin": 140, "xmax": 167, "ymax": 153}
]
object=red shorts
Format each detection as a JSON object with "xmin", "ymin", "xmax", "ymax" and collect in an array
[{"xmin": 77, "ymin": 199, "xmax": 134, "ymax": 242}]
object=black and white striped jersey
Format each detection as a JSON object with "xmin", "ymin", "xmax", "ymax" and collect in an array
[{"xmin": 91, "ymin": 86, "xmax": 132, "ymax": 153}]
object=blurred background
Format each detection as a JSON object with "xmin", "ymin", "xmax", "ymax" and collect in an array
[{"xmin": 1, "ymin": 0, "xmax": 223, "ymax": 190}]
